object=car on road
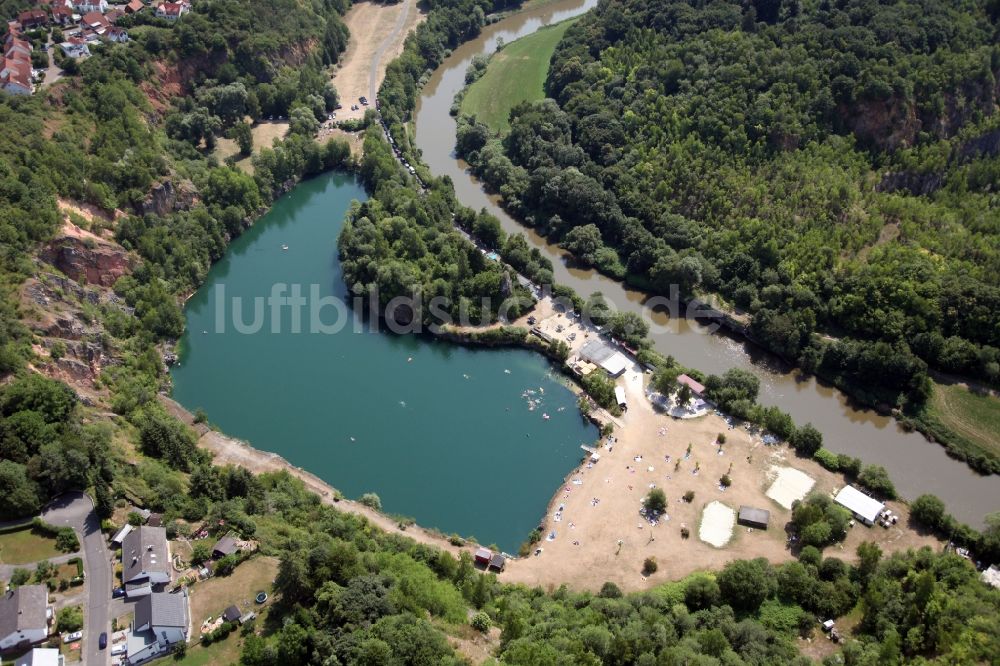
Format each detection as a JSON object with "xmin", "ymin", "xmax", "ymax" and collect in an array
[
  {"xmin": 99, "ymin": 632, "xmax": 108, "ymax": 649},
  {"xmin": 63, "ymin": 630, "xmax": 83, "ymax": 644},
  {"xmin": 112, "ymin": 586, "xmax": 125, "ymax": 599}
]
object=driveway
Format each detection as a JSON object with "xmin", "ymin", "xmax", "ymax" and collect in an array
[{"xmin": 43, "ymin": 492, "xmax": 110, "ymax": 666}]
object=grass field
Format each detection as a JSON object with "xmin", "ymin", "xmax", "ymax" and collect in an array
[
  {"xmin": 929, "ymin": 383, "xmax": 1000, "ymax": 459},
  {"xmin": 188, "ymin": 556, "xmax": 278, "ymax": 630},
  {"xmin": 176, "ymin": 634, "xmax": 242, "ymax": 666},
  {"xmin": 460, "ymin": 17, "xmax": 578, "ymax": 134},
  {"xmin": 0, "ymin": 527, "xmax": 60, "ymax": 565}
]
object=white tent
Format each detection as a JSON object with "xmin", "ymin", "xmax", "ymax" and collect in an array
[
  {"xmin": 614, "ymin": 386, "xmax": 627, "ymax": 408},
  {"xmin": 834, "ymin": 485, "xmax": 884, "ymax": 525}
]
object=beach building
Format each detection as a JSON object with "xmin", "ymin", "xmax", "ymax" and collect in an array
[
  {"xmin": 0, "ymin": 586, "xmax": 49, "ymax": 652},
  {"xmin": 614, "ymin": 386, "xmax": 627, "ymax": 410},
  {"xmin": 676, "ymin": 374, "xmax": 705, "ymax": 397},
  {"xmin": 474, "ymin": 547, "xmax": 491, "ymax": 566},
  {"xmin": 488, "ymin": 553, "xmax": 506, "ymax": 572},
  {"xmin": 122, "ymin": 526, "xmax": 171, "ymax": 597},
  {"xmin": 578, "ymin": 339, "xmax": 630, "ymax": 378},
  {"xmin": 834, "ymin": 485, "xmax": 884, "ymax": 526},
  {"xmin": 737, "ymin": 506, "xmax": 770, "ymax": 530}
]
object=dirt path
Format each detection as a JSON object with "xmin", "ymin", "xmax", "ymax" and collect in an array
[{"xmin": 332, "ymin": 0, "xmax": 424, "ymax": 120}]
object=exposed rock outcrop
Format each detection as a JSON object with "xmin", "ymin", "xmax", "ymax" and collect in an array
[
  {"xmin": 138, "ymin": 179, "xmax": 197, "ymax": 217},
  {"xmin": 40, "ymin": 235, "xmax": 133, "ymax": 287}
]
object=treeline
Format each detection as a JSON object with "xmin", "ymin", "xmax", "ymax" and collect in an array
[{"xmin": 456, "ymin": 0, "xmax": 1000, "ymax": 469}]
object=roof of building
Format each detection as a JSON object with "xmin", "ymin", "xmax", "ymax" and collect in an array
[
  {"xmin": 677, "ymin": 374, "xmax": 706, "ymax": 395},
  {"xmin": 981, "ymin": 565, "xmax": 1000, "ymax": 589},
  {"xmin": 122, "ymin": 525, "xmax": 169, "ymax": 582},
  {"xmin": 15, "ymin": 647, "xmax": 61, "ymax": 666},
  {"xmin": 111, "ymin": 523, "xmax": 134, "ymax": 544},
  {"xmin": 579, "ymin": 339, "xmax": 615, "ymax": 364},
  {"xmin": 80, "ymin": 10, "xmax": 108, "ymax": 26},
  {"xmin": 157, "ymin": 1, "xmax": 185, "ymax": 15},
  {"xmin": 0, "ymin": 585, "xmax": 48, "ymax": 639},
  {"xmin": 125, "ymin": 0, "xmax": 143, "ymax": 10},
  {"xmin": 18, "ymin": 9, "xmax": 48, "ymax": 21},
  {"xmin": 135, "ymin": 591, "xmax": 187, "ymax": 630},
  {"xmin": 222, "ymin": 605, "xmax": 241, "ymax": 623},
  {"xmin": 614, "ymin": 386, "xmax": 627, "ymax": 405},
  {"xmin": 834, "ymin": 485, "xmax": 885, "ymax": 523},
  {"xmin": 737, "ymin": 506, "xmax": 771, "ymax": 526},
  {"xmin": 213, "ymin": 535, "xmax": 237, "ymax": 556},
  {"xmin": 474, "ymin": 547, "xmax": 492, "ymax": 561},
  {"xmin": 146, "ymin": 513, "xmax": 162, "ymax": 527},
  {"xmin": 489, "ymin": 553, "xmax": 505, "ymax": 569}
]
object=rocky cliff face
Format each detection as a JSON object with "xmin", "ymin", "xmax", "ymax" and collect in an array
[
  {"xmin": 877, "ymin": 128, "xmax": 1000, "ymax": 196},
  {"xmin": 138, "ymin": 179, "xmax": 197, "ymax": 217},
  {"xmin": 40, "ymin": 234, "xmax": 133, "ymax": 287}
]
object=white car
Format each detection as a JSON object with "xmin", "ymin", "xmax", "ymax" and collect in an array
[
  {"xmin": 111, "ymin": 644, "xmax": 127, "ymax": 656},
  {"xmin": 63, "ymin": 630, "xmax": 83, "ymax": 644}
]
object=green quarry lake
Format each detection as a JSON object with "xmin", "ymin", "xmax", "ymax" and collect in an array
[{"xmin": 171, "ymin": 172, "xmax": 597, "ymax": 552}]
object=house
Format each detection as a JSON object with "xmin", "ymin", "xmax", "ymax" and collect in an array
[
  {"xmin": 488, "ymin": 553, "xmax": 506, "ymax": 572},
  {"xmin": 474, "ymin": 547, "xmax": 491, "ymax": 566},
  {"xmin": 833, "ymin": 485, "xmax": 885, "ymax": 526},
  {"xmin": 154, "ymin": 1, "xmax": 187, "ymax": 19},
  {"xmin": 80, "ymin": 11, "xmax": 109, "ymax": 30},
  {"xmin": 74, "ymin": 0, "xmax": 107, "ymax": 13},
  {"xmin": 50, "ymin": 6, "xmax": 74, "ymax": 25},
  {"xmin": 126, "ymin": 591, "xmax": 188, "ymax": 664},
  {"xmin": 124, "ymin": 0, "xmax": 144, "ymax": 12},
  {"xmin": 578, "ymin": 339, "xmax": 630, "ymax": 378},
  {"xmin": 212, "ymin": 535, "xmax": 237, "ymax": 559},
  {"xmin": 121, "ymin": 525, "xmax": 171, "ymax": 597},
  {"xmin": 0, "ymin": 586, "xmax": 49, "ymax": 652},
  {"xmin": 221, "ymin": 606, "xmax": 241, "ymax": 623},
  {"xmin": 106, "ymin": 26, "xmax": 128, "ymax": 42},
  {"xmin": 980, "ymin": 565, "xmax": 1000, "ymax": 589},
  {"xmin": 1, "ymin": 28, "xmax": 34, "ymax": 96},
  {"xmin": 58, "ymin": 38, "xmax": 90, "ymax": 59},
  {"xmin": 676, "ymin": 374, "xmax": 705, "ymax": 397},
  {"xmin": 737, "ymin": 506, "xmax": 770, "ymax": 530},
  {"xmin": 104, "ymin": 6, "xmax": 125, "ymax": 23},
  {"xmin": 15, "ymin": 648, "xmax": 63, "ymax": 666},
  {"xmin": 17, "ymin": 9, "xmax": 48, "ymax": 29}
]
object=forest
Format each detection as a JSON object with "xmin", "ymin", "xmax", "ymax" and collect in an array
[{"xmin": 456, "ymin": 0, "xmax": 1000, "ymax": 470}]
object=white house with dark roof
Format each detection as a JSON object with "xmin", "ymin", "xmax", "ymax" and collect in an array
[
  {"xmin": 15, "ymin": 647, "xmax": 63, "ymax": 666},
  {"xmin": 0, "ymin": 586, "xmax": 49, "ymax": 652},
  {"xmin": 126, "ymin": 591, "xmax": 188, "ymax": 664},
  {"xmin": 121, "ymin": 525, "xmax": 171, "ymax": 597}
]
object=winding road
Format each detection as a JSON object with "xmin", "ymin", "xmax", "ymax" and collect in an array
[{"xmin": 42, "ymin": 492, "xmax": 110, "ymax": 666}]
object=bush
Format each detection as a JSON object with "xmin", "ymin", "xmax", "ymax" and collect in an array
[
  {"xmin": 643, "ymin": 488, "xmax": 667, "ymax": 514},
  {"xmin": 684, "ymin": 576, "xmax": 721, "ymax": 610},
  {"xmin": 857, "ymin": 464, "xmax": 897, "ymax": 499},
  {"xmin": 359, "ymin": 493, "xmax": 382, "ymax": 511},
  {"xmin": 683, "ymin": 490, "xmax": 695, "ymax": 503},
  {"xmin": 719, "ymin": 474, "xmax": 732, "ymax": 488},
  {"xmin": 56, "ymin": 605, "xmax": 83, "ymax": 633},
  {"xmin": 680, "ymin": 527, "xmax": 690, "ymax": 539},
  {"xmin": 910, "ymin": 494, "xmax": 948, "ymax": 531},
  {"xmin": 55, "ymin": 527, "xmax": 79, "ymax": 552},
  {"xmin": 599, "ymin": 582, "xmax": 622, "ymax": 598},
  {"xmin": 470, "ymin": 611, "xmax": 491, "ymax": 632},
  {"xmin": 642, "ymin": 557, "xmax": 658, "ymax": 576},
  {"xmin": 790, "ymin": 424, "xmax": 823, "ymax": 456}
]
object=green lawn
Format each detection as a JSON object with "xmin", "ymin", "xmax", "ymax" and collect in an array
[
  {"xmin": 174, "ymin": 634, "xmax": 242, "ymax": 666},
  {"xmin": 460, "ymin": 17, "xmax": 579, "ymax": 134},
  {"xmin": 929, "ymin": 383, "xmax": 1000, "ymax": 459},
  {"xmin": 0, "ymin": 527, "xmax": 60, "ymax": 566}
]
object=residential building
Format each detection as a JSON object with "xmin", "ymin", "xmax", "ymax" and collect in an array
[
  {"xmin": 1, "ymin": 27, "xmax": 34, "ymax": 96},
  {"xmin": 74, "ymin": 0, "xmax": 108, "ymax": 13},
  {"xmin": 16, "ymin": 648, "xmax": 63, "ymax": 666},
  {"xmin": 834, "ymin": 485, "xmax": 885, "ymax": 526},
  {"xmin": 58, "ymin": 37, "xmax": 90, "ymax": 59},
  {"xmin": 0, "ymin": 586, "xmax": 49, "ymax": 652},
  {"xmin": 17, "ymin": 9, "xmax": 48, "ymax": 30},
  {"xmin": 126, "ymin": 591, "xmax": 188, "ymax": 664},
  {"xmin": 154, "ymin": 1, "xmax": 187, "ymax": 20},
  {"xmin": 124, "ymin": 0, "xmax": 144, "ymax": 12},
  {"xmin": 121, "ymin": 525, "xmax": 171, "ymax": 597},
  {"xmin": 211, "ymin": 535, "xmax": 237, "ymax": 558},
  {"xmin": 50, "ymin": 6, "xmax": 74, "ymax": 26}
]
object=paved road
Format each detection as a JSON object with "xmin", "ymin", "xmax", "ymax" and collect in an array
[
  {"xmin": 43, "ymin": 492, "xmax": 110, "ymax": 666},
  {"xmin": 0, "ymin": 552, "xmax": 79, "ymax": 580}
]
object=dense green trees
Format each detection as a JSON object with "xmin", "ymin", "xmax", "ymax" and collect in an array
[{"xmin": 457, "ymin": 0, "xmax": 1000, "ymax": 468}]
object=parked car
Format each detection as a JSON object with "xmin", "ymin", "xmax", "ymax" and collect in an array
[
  {"xmin": 112, "ymin": 586, "xmax": 125, "ymax": 599},
  {"xmin": 63, "ymin": 631, "xmax": 83, "ymax": 644},
  {"xmin": 99, "ymin": 632, "xmax": 108, "ymax": 650},
  {"xmin": 111, "ymin": 643, "xmax": 126, "ymax": 656}
]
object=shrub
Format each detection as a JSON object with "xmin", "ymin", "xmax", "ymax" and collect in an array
[
  {"xmin": 55, "ymin": 528, "xmax": 79, "ymax": 552},
  {"xmin": 56, "ymin": 605, "xmax": 83, "ymax": 633},
  {"xmin": 680, "ymin": 527, "xmax": 690, "ymax": 539},
  {"xmin": 642, "ymin": 557, "xmax": 658, "ymax": 576},
  {"xmin": 359, "ymin": 493, "xmax": 382, "ymax": 511},
  {"xmin": 719, "ymin": 474, "xmax": 732, "ymax": 488},
  {"xmin": 910, "ymin": 494, "xmax": 948, "ymax": 531},
  {"xmin": 683, "ymin": 490, "xmax": 695, "ymax": 503},
  {"xmin": 471, "ymin": 611, "xmax": 491, "ymax": 632},
  {"xmin": 857, "ymin": 464, "xmax": 897, "ymax": 499},
  {"xmin": 599, "ymin": 582, "xmax": 623, "ymax": 598},
  {"xmin": 643, "ymin": 488, "xmax": 667, "ymax": 514}
]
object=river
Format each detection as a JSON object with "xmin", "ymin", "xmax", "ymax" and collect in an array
[
  {"xmin": 171, "ymin": 172, "xmax": 598, "ymax": 552},
  {"xmin": 412, "ymin": 0, "xmax": 1000, "ymax": 526}
]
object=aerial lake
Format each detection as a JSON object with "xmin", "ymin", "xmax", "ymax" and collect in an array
[{"xmin": 171, "ymin": 171, "xmax": 598, "ymax": 552}]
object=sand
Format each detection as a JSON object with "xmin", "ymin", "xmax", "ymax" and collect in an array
[
  {"xmin": 699, "ymin": 501, "xmax": 736, "ymax": 547},
  {"xmin": 332, "ymin": 0, "xmax": 425, "ymax": 121},
  {"xmin": 766, "ymin": 466, "xmax": 816, "ymax": 509}
]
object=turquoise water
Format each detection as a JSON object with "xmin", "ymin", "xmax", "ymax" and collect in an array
[{"xmin": 171, "ymin": 172, "xmax": 597, "ymax": 551}]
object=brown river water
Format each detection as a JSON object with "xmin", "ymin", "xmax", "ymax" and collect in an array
[{"xmin": 412, "ymin": 0, "xmax": 999, "ymax": 527}]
